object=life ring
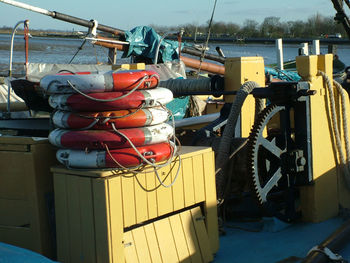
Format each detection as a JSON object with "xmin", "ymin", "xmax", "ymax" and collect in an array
[
  {"xmin": 48, "ymin": 87, "xmax": 173, "ymax": 111},
  {"xmin": 52, "ymin": 107, "xmax": 169, "ymax": 129},
  {"xmin": 40, "ymin": 70, "xmax": 159, "ymax": 94},
  {"xmin": 49, "ymin": 123, "xmax": 174, "ymax": 150},
  {"xmin": 56, "ymin": 142, "xmax": 172, "ymax": 168}
]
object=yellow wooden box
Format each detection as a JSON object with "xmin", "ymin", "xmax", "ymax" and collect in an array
[
  {"xmin": 0, "ymin": 136, "xmax": 57, "ymax": 258},
  {"xmin": 52, "ymin": 146, "xmax": 219, "ymax": 263}
]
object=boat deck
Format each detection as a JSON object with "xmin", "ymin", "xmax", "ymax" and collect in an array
[{"xmin": 216, "ymin": 216, "xmax": 350, "ymax": 263}]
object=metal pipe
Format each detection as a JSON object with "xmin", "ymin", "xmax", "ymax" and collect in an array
[
  {"xmin": 302, "ymin": 219, "xmax": 350, "ymax": 263},
  {"xmin": 180, "ymin": 56, "xmax": 225, "ymax": 75},
  {"xmin": 182, "ymin": 46, "xmax": 225, "ymax": 64},
  {"xmin": 215, "ymin": 46, "xmax": 226, "ymax": 58},
  {"xmin": 0, "ymin": 0, "xmax": 125, "ymax": 36},
  {"xmin": 154, "ymin": 31, "xmax": 177, "ymax": 64},
  {"xmin": 8, "ymin": 20, "xmax": 26, "ymax": 114}
]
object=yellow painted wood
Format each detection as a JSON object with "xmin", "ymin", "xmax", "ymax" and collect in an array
[
  {"xmin": 202, "ymin": 151, "xmax": 219, "ymax": 253},
  {"xmin": 121, "ymin": 175, "xmax": 136, "ymax": 228},
  {"xmin": 134, "ymin": 172, "xmax": 149, "ymax": 223},
  {"xmin": 123, "ymin": 231, "xmax": 139, "ymax": 263},
  {"xmin": 182, "ymin": 158, "xmax": 195, "ymax": 207},
  {"xmin": 131, "ymin": 227, "xmax": 152, "ymax": 263},
  {"xmin": 168, "ymin": 214, "xmax": 191, "ymax": 263},
  {"xmin": 145, "ymin": 170, "xmax": 158, "ymax": 220},
  {"xmin": 180, "ymin": 210, "xmax": 202, "ymax": 263},
  {"xmin": 78, "ymin": 177, "xmax": 96, "ymax": 263},
  {"xmin": 171, "ymin": 159, "xmax": 185, "ymax": 211},
  {"xmin": 67, "ymin": 175, "xmax": 84, "ymax": 263},
  {"xmin": 297, "ymin": 55, "xmax": 340, "ymax": 222},
  {"xmin": 54, "ymin": 173, "xmax": 70, "ymax": 263},
  {"xmin": 191, "ymin": 207, "xmax": 214, "ymax": 262},
  {"xmin": 192, "ymin": 154, "xmax": 206, "ymax": 203},
  {"xmin": 224, "ymin": 57, "xmax": 265, "ymax": 137},
  {"xmin": 143, "ymin": 224, "xmax": 163, "ymax": 263},
  {"xmin": 51, "ymin": 146, "xmax": 218, "ymax": 262},
  {"xmin": 108, "ymin": 177, "xmax": 125, "ymax": 263},
  {"xmin": 154, "ymin": 218, "xmax": 179, "ymax": 263},
  {"xmin": 156, "ymin": 165, "xmax": 174, "ymax": 216},
  {"xmin": 0, "ymin": 199, "xmax": 30, "ymax": 226},
  {"xmin": 93, "ymin": 180, "xmax": 112, "ymax": 263}
]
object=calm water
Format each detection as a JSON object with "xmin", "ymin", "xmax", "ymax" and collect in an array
[{"xmin": 1, "ymin": 33, "xmax": 350, "ymax": 74}]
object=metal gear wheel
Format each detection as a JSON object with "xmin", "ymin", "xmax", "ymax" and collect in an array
[
  {"xmin": 247, "ymin": 104, "xmax": 287, "ymax": 203},
  {"xmin": 247, "ymin": 104, "xmax": 300, "ymax": 222}
]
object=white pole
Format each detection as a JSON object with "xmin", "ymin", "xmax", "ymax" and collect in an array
[
  {"xmin": 312, "ymin": 40, "xmax": 320, "ymax": 55},
  {"xmin": 276, "ymin": 38, "xmax": 284, "ymax": 70},
  {"xmin": 300, "ymin": 43, "xmax": 309, "ymax": 56},
  {"xmin": 0, "ymin": 0, "xmax": 53, "ymax": 16}
]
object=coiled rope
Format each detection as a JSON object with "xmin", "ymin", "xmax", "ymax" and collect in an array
[{"xmin": 318, "ymin": 70, "xmax": 350, "ymax": 189}]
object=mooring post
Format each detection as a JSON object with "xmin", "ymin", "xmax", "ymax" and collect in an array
[
  {"xmin": 276, "ymin": 38, "xmax": 284, "ymax": 70},
  {"xmin": 312, "ymin": 40, "xmax": 320, "ymax": 55},
  {"xmin": 299, "ymin": 43, "xmax": 309, "ymax": 56}
]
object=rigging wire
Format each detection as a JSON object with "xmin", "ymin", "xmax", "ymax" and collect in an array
[{"xmin": 197, "ymin": 0, "xmax": 218, "ymax": 76}]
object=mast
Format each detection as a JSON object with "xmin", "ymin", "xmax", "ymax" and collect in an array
[
  {"xmin": 330, "ymin": 0, "xmax": 350, "ymax": 39},
  {"xmin": 0, "ymin": 0, "xmax": 125, "ymax": 37}
]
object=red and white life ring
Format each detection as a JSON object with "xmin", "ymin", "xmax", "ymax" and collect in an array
[
  {"xmin": 56, "ymin": 142, "xmax": 173, "ymax": 168},
  {"xmin": 49, "ymin": 123, "xmax": 174, "ymax": 150},
  {"xmin": 52, "ymin": 107, "xmax": 169, "ymax": 130},
  {"xmin": 48, "ymin": 87, "xmax": 173, "ymax": 111},
  {"xmin": 40, "ymin": 70, "xmax": 159, "ymax": 94}
]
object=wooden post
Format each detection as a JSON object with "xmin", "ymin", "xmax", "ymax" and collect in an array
[
  {"xmin": 312, "ymin": 40, "xmax": 320, "ymax": 55},
  {"xmin": 276, "ymin": 38, "xmax": 284, "ymax": 70},
  {"xmin": 299, "ymin": 43, "xmax": 309, "ymax": 56},
  {"xmin": 108, "ymin": 48, "xmax": 117, "ymax": 65}
]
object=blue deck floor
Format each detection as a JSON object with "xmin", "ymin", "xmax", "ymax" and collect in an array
[{"xmin": 215, "ymin": 216, "xmax": 350, "ymax": 263}]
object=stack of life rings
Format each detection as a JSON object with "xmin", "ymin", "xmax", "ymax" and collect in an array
[{"xmin": 41, "ymin": 69, "xmax": 178, "ymax": 170}]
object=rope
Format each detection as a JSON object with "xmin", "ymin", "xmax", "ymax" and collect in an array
[
  {"xmin": 64, "ymin": 74, "xmax": 158, "ymax": 102},
  {"xmin": 71, "ymin": 103, "xmax": 146, "ymax": 130},
  {"xmin": 197, "ymin": 0, "xmax": 218, "ymax": 76},
  {"xmin": 318, "ymin": 70, "xmax": 350, "ymax": 189}
]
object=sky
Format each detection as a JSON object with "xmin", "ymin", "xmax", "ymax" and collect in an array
[{"xmin": 0, "ymin": 0, "xmax": 340, "ymax": 32}]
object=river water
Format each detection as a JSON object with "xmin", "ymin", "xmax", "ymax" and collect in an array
[{"xmin": 1, "ymin": 33, "xmax": 350, "ymax": 75}]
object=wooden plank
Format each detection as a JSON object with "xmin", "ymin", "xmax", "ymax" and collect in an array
[
  {"xmin": 168, "ymin": 214, "xmax": 191, "ymax": 263},
  {"xmin": 180, "ymin": 210, "xmax": 202, "ymax": 263},
  {"xmin": 0, "ymin": 151, "xmax": 28, "ymax": 200},
  {"xmin": 54, "ymin": 173, "xmax": 71, "ymax": 263},
  {"xmin": 132, "ymin": 227, "xmax": 152, "ymax": 263},
  {"xmin": 124, "ymin": 231, "xmax": 139, "ymax": 263},
  {"xmin": 192, "ymin": 154, "xmax": 205, "ymax": 203},
  {"xmin": 67, "ymin": 175, "xmax": 83, "ymax": 263},
  {"xmin": 134, "ymin": 172, "xmax": 149, "ymax": 224},
  {"xmin": 182, "ymin": 158, "xmax": 195, "ymax": 207},
  {"xmin": 0, "ymin": 199, "xmax": 30, "ymax": 226},
  {"xmin": 78, "ymin": 177, "xmax": 96, "ymax": 263},
  {"xmin": 0, "ymin": 144, "xmax": 29, "ymax": 152},
  {"xmin": 108, "ymin": 177, "xmax": 125, "ymax": 263},
  {"xmin": 154, "ymin": 218, "xmax": 179, "ymax": 263},
  {"xmin": 190, "ymin": 207, "xmax": 214, "ymax": 262},
  {"xmin": 121, "ymin": 175, "xmax": 136, "ymax": 228},
  {"xmin": 202, "ymin": 151, "xmax": 219, "ymax": 253},
  {"xmin": 171, "ymin": 158, "xmax": 185, "ymax": 211},
  {"xmin": 156, "ymin": 165, "xmax": 174, "ymax": 217},
  {"xmin": 93, "ymin": 179, "xmax": 112, "ymax": 263},
  {"xmin": 0, "ymin": 225, "xmax": 34, "ymax": 251},
  {"xmin": 143, "ymin": 224, "xmax": 163, "ymax": 263},
  {"xmin": 145, "ymin": 170, "xmax": 158, "ymax": 220}
]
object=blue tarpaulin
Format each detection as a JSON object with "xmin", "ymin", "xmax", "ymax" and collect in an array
[
  {"xmin": 123, "ymin": 26, "xmax": 184, "ymax": 62},
  {"xmin": 265, "ymin": 67, "xmax": 301, "ymax": 81}
]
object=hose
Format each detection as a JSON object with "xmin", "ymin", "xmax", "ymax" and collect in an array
[{"xmin": 215, "ymin": 81, "xmax": 263, "ymax": 203}]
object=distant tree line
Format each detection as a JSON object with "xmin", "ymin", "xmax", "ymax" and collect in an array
[{"xmin": 150, "ymin": 14, "xmax": 347, "ymax": 39}]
